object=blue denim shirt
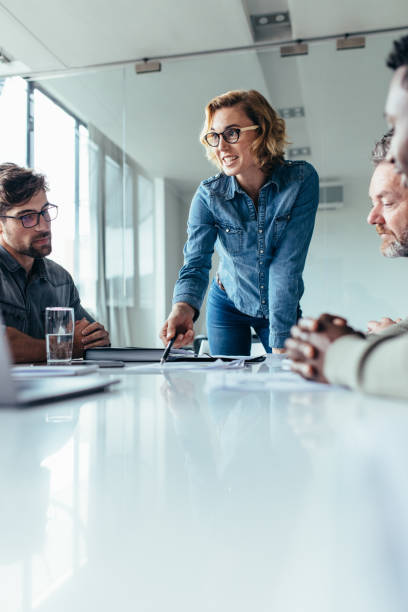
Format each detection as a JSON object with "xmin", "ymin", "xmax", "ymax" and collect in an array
[{"xmin": 173, "ymin": 160, "xmax": 319, "ymax": 348}]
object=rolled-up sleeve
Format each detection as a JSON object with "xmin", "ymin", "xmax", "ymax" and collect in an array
[
  {"xmin": 173, "ymin": 185, "xmax": 217, "ymax": 315},
  {"xmin": 268, "ymin": 166, "xmax": 319, "ymax": 347}
]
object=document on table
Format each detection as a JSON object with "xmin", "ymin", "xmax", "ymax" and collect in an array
[
  {"xmin": 126, "ymin": 358, "xmax": 246, "ymax": 373},
  {"xmin": 12, "ymin": 365, "xmax": 99, "ymax": 377},
  {"xmin": 207, "ymin": 370, "xmax": 346, "ymax": 392}
]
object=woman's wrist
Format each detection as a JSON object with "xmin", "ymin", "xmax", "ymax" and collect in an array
[{"xmin": 173, "ymin": 302, "xmax": 195, "ymax": 318}]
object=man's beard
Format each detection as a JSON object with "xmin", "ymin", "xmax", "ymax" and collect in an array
[
  {"xmin": 20, "ymin": 233, "xmax": 52, "ymax": 258},
  {"xmin": 378, "ymin": 227, "xmax": 408, "ymax": 258}
]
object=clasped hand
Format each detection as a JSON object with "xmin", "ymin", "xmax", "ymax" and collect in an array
[
  {"xmin": 73, "ymin": 318, "xmax": 110, "ymax": 357},
  {"xmin": 285, "ymin": 313, "xmax": 363, "ymax": 382},
  {"xmin": 366, "ymin": 316, "xmax": 402, "ymax": 334}
]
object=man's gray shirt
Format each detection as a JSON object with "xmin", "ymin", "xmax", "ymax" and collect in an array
[{"xmin": 0, "ymin": 245, "xmax": 94, "ymax": 339}]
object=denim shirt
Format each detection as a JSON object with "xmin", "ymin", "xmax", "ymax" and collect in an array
[
  {"xmin": 0, "ymin": 246, "xmax": 93, "ymax": 339},
  {"xmin": 173, "ymin": 160, "xmax": 319, "ymax": 348}
]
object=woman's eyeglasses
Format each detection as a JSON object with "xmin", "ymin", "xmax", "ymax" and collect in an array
[
  {"xmin": 0, "ymin": 204, "xmax": 59, "ymax": 228},
  {"xmin": 204, "ymin": 125, "xmax": 259, "ymax": 147}
]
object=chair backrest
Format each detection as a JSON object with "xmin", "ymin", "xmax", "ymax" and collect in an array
[{"xmin": 197, "ymin": 333, "xmax": 266, "ymax": 357}]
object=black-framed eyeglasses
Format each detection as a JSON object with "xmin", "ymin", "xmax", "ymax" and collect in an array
[
  {"xmin": 204, "ymin": 125, "xmax": 259, "ymax": 147},
  {"xmin": 0, "ymin": 204, "xmax": 58, "ymax": 228}
]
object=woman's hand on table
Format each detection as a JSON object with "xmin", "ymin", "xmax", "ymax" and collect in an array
[{"xmin": 160, "ymin": 302, "xmax": 195, "ymax": 348}]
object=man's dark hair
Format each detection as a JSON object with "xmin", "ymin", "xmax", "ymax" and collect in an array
[
  {"xmin": 386, "ymin": 35, "xmax": 408, "ymax": 88},
  {"xmin": 372, "ymin": 129, "xmax": 394, "ymax": 165},
  {"xmin": 0, "ymin": 163, "xmax": 48, "ymax": 215}
]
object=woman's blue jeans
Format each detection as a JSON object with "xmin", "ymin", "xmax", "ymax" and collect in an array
[{"xmin": 206, "ymin": 280, "xmax": 272, "ymax": 355}]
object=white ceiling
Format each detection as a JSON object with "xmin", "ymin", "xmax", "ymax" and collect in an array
[
  {"xmin": 289, "ymin": 0, "xmax": 408, "ymax": 39},
  {"xmin": 0, "ymin": 0, "xmax": 407, "ymax": 194},
  {"xmin": 0, "ymin": 0, "xmax": 254, "ymax": 70}
]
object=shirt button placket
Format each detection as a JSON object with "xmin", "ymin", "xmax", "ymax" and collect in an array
[{"xmin": 258, "ymin": 197, "xmax": 267, "ymax": 314}]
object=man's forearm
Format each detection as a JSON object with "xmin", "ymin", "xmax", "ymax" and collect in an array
[
  {"xmin": 6, "ymin": 327, "xmax": 46, "ymax": 363},
  {"xmin": 324, "ymin": 332, "xmax": 408, "ymax": 400}
]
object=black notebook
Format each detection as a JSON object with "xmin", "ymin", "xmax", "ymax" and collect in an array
[{"xmin": 84, "ymin": 346, "xmax": 266, "ymax": 364}]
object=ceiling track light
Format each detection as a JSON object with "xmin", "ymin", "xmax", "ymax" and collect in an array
[
  {"xmin": 336, "ymin": 35, "xmax": 366, "ymax": 50},
  {"xmin": 280, "ymin": 42, "xmax": 308, "ymax": 57},
  {"xmin": 135, "ymin": 59, "xmax": 161, "ymax": 74}
]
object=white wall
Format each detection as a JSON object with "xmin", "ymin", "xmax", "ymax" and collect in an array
[
  {"xmin": 152, "ymin": 178, "xmax": 190, "ymax": 346},
  {"xmin": 302, "ymin": 176, "xmax": 408, "ymax": 331},
  {"xmin": 163, "ymin": 182, "xmax": 187, "ymax": 313}
]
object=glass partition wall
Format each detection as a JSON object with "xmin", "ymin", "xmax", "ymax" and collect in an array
[{"xmin": 1, "ymin": 31, "xmax": 406, "ymax": 346}]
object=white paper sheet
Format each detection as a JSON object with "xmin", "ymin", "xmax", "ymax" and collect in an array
[
  {"xmin": 12, "ymin": 364, "xmax": 99, "ymax": 377},
  {"xmin": 125, "ymin": 359, "xmax": 246, "ymax": 373},
  {"xmin": 207, "ymin": 370, "xmax": 346, "ymax": 392}
]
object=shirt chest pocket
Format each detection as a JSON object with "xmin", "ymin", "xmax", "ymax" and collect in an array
[
  {"xmin": 273, "ymin": 213, "xmax": 291, "ymax": 243},
  {"xmin": 215, "ymin": 222, "xmax": 244, "ymax": 256}
]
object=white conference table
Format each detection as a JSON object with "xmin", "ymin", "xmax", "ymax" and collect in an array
[{"xmin": 1, "ymin": 359, "xmax": 408, "ymax": 612}]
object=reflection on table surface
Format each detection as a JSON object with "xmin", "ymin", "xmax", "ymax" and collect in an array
[{"xmin": 1, "ymin": 365, "xmax": 408, "ymax": 612}]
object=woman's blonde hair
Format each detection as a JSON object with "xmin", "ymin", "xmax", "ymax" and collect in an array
[{"xmin": 200, "ymin": 89, "xmax": 288, "ymax": 174}]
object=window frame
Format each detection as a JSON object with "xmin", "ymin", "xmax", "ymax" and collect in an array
[{"xmin": 26, "ymin": 80, "xmax": 87, "ymax": 281}]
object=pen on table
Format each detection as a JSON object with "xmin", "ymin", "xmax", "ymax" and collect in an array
[{"xmin": 160, "ymin": 336, "xmax": 176, "ymax": 365}]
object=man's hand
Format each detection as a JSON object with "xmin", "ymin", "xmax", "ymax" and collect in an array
[
  {"xmin": 284, "ymin": 313, "xmax": 363, "ymax": 383},
  {"xmin": 367, "ymin": 316, "xmax": 402, "ymax": 334},
  {"xmin": 160, "ymin": 302, "xmax": 195, "ymax": 348},
  {"xmin": 73, "ymin": 318, "xmax": 110, "ymax": 357}
]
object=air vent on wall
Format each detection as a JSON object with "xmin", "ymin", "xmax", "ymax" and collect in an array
[
  {"xmin": 278, "ymin": 106, "xmax": 305, "ymax": 119},
  {"xmin": 289, "ymin": 146, "xmax": 311, "ymax": 158},
  {"xmin": 319, "ymin": 183, "xmax": 344, "ymax": 210}
]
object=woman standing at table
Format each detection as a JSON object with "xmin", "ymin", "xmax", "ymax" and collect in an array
[{"xmin": 160, "ymin": 89, "xmax": 319, "ymax": 355}]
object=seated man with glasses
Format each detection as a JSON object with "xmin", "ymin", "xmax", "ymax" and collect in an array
[{"xmin": 0, "ymin": 162, "xmax": 110, "ymax": 363}]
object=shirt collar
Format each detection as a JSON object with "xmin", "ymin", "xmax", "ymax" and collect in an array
[
  {"xmin": 224, "ymin": 168, "xmax": 281, "ymax": 200},
  {"xmin": 0, "ymin": 245, "xmax": 47, "ymax": 278},
  {"xmin": 0, "ymin": 245, "xmax": 22, "ymax": 272}
]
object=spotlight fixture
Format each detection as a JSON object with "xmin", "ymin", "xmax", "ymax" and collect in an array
[
  {"xmin": 336, "ymin": 35, "xmax": 365, "ymax": 51},
  {"xmin": 135, "ymin": 60, "xmax": 161, "ymax": 74},
  {"xmin": 253, "ymin": 11, "xmax": 290, "ymax": 27},
  {"xmin": 250, "ymin": 11, "xmax": 291, "ymax": 43},
  {"xmin": 280, "ymin": 43, "xmax": 308, "ymax": 57}
]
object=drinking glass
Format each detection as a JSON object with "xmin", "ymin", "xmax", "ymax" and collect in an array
[{"xmin": 45, "ymin": 307, "xmax": 74, "ymax": 364}]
